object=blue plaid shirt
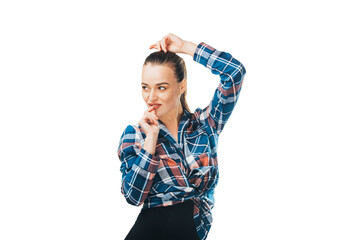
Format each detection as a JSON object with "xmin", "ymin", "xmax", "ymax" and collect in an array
[{"xmin": 118, "ymin": 42, "xmax": 246, "ymax": 240}]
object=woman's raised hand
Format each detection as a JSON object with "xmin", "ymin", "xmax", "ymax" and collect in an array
[
  {"xmin": 149, "ymin": 33, "xmax": 186, "ymax": 54},
  {"xmin": 138, "ymin": 105, "xmax": 160, "ymax": 138}
]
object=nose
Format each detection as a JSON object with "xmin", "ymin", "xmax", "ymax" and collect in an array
[{"xmin": 149, "ymin": 89, "xmax": 157, "ymax": 101}]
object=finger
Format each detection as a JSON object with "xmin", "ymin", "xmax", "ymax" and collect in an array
[
  {"xmin": 149, "ymin": 106, "xmax": 158, "ymax": 115},
  {"xmin": 156, "ymin": 41, "xmax": 162, "ymax": 52},
  {"xmin": 148, "ymin": 111, "xmax": 158, "ymax": 121},
  {"xmin": 148, "ymin": 107, "xmax": 159, "ymax": 120},
  {"xmin": 146, "ymin": 116, "xmax": 157, "ymax": 125},
  {"xmin": 143, "ymin": 115, "xmax": 152, "ymax": 125},
  {"xmin": 148, "ymin": 105, "xmax": 158, "ymax": 111},
  {"xmin": 140, "ymin": 116, "xmax": 150, "ymax": 125},
  {"xmin": 164, "ymin": 37, "xmax": 170, "ymax": 49},
  {"xmin": 138, "ymin": 118, "xmax": 148, "ymax": 129},
  {"xmin": 144, "ymin": 112, "xmax": 158, "ymax": 124},
  {"xmin": 149, "ymin": 117, "xmax": 158, "ymax": 126},
  {"xmin": 149, "ymin": 112, "xmax": 158, "ymax": 123},
  {"xmin": 147, "ymin": 105, "xmax": 156, "ymax": 113},
  {"xmin": 150, "ymin": 43, "xmax": 160, "ymax": 51},
  {"xmin": 161, "ymin": 38, "xmax": 167, "ymax": 52}
]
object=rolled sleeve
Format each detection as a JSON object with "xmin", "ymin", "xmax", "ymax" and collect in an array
[
  {"xmin": 132, "ymin": 147, "xmax": 160, "ymax": 175},
  {"xmin": 193, "ymin": 42, "xmax": 216, "ymax": 67},
  {"xmin": 118, "ymin": 125, "xmax": 160, "ymax": 206},
  {"xmin": 193, "ymin": 42, "xmax": 246, "ymax": 135}
]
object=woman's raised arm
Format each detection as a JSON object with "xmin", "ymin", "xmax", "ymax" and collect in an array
[
  {"xmin": 149, "ymin": 33, "xmax": 247, "ymax": 135},
  {"xmin": 193, "ymin": 42, "xmax": 246, "ymax": 135}
]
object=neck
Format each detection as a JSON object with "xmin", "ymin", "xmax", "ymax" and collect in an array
[{"xmin": 160, "ymin": 104, "xmax": 184, "ymax": 131}]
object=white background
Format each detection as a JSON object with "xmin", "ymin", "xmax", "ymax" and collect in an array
[{"xmin": 1, "ymin": 0, "xmax": 359, "ymax": 239}]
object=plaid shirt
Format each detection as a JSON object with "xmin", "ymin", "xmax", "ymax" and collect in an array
[{"xmin": 117, "ymin": 42, "xmax": 246, "ymax": 240}]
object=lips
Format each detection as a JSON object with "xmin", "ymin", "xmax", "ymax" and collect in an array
[{"xmin": 148, "ymin": 103, "xmax": 161, "ymax": 107}]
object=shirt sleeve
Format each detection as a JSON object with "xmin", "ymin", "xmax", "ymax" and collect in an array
[
  {"xmin": 117, "ymin": 125, "xmax": 160, "ymax": 206},
  {"xmin": 193, "ymin": 42, "xmax": 246, "ymax": 135}
]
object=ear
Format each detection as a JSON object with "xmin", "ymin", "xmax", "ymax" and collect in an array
[{"xmin": 180, "ymin": 79, "xmax": 187, "ymax": 94}]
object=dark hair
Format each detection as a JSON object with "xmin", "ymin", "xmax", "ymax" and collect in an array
[{"xmin": 143, "ymin": 51, "xmax": 190, "ymax": 113}]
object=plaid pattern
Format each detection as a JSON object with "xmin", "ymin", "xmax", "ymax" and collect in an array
[{"xmin": 118, "ymin": 42, "xmax": 246, "ymax": 240}]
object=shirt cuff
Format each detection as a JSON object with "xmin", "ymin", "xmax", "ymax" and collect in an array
[
  {"xmin": 193, "ymin": 42, "xmax": 216, "ymax": 67},
  {"xmin": 133, "ymin": 147, "xmax": 160, "ymax": 173}
]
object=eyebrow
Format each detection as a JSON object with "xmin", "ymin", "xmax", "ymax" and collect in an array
[{"xmin": 141, "ymin": 82, "xmax": 170, "ymax": 86}]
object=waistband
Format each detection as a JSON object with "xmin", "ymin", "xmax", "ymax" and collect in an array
[{"xmin": 141, "ymin": 199, "xmax": 194, "ymax": 213}]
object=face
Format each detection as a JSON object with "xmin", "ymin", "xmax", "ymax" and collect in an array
[{"xmin": 141, "ymin": 63, "xmax": 186, "ymax": 119}]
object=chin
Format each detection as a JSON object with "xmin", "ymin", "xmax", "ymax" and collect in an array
[{"xmin": 155, "ymin": 109, "xmax": 163, "ymax": 117}]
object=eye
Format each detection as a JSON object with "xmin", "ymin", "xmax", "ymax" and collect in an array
[
  {"xmin": 142, "ymin": 86, "xmax": 148, "ymax": 90},
  {"xmin": 159, "ymin": 86, "xmax": 166, "ymax": 90}
]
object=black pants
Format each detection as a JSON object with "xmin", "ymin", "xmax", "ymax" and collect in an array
[{"xmin": 125, "ymin": 199, "xmax": 200, "ymax": 240}]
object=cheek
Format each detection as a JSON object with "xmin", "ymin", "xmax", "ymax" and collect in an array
[{"xmin": 163, "ymin": 93, "xmax": 177, "ymax": 104}]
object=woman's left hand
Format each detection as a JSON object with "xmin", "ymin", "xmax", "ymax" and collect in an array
[{"xmin": 149, "ymin": 33, "xmax": 186, "ymax": 54}]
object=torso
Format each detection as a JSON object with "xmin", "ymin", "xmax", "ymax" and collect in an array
[{"xmin": 170, "ymin": 130, "xmax": 178, "ymax": 143}]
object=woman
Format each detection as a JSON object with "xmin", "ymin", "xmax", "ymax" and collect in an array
[{"xmin": 117, "ymin": 33, "xmax": 246, "ymax": 240}]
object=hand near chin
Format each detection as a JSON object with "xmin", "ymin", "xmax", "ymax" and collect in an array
[
  {"xmin": 138, "ymin": 105, "xmax": 160, "ymax": 138},
  {"xmin": 149, "ymin": 33, "xmax": 186, "ymax": 54}
]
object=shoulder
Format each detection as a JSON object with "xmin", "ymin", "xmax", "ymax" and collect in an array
[{"xmin": 120, "ymin": 124, "xmax": 145, "ymax": 142}]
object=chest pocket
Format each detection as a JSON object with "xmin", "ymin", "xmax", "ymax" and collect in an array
[{"xmin": 185, "ymin": 127, "xmax": 211, "ymax": 157}]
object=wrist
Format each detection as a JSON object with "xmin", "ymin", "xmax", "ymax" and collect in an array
[
  {"xmin": 144, "ymin": 135, "xmax": 158, "ymax": 155},
  {"xmin": 145, "ymin": 133, "xmax": 158, "ymax": 140},
  {"xmin": 181, "ymin": 41, "xmax": 197, "ymax": 57}
]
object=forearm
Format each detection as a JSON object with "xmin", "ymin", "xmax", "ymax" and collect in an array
[
  {"xmin": 118, "ymin": 125, "xmax": 160, "ymax": 206},
  {"xmin": 193, "ymin": 42, "xmax": 246, "ymax": 135},
  {"xmin": 143, "ymin": 135, "xmax": 158, "ymax": 155},
  {"xmin": 193, "ymin": 42, "xmax": 246, "ymax": 85},
  {"xmin": 181, "ymin": 41, "xmax": 197, "ymax": 57}
]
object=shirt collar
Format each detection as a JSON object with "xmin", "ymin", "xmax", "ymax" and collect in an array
[{"xmin": 158, "ymin": 108, "xmax": 192, "ymax": 148}]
